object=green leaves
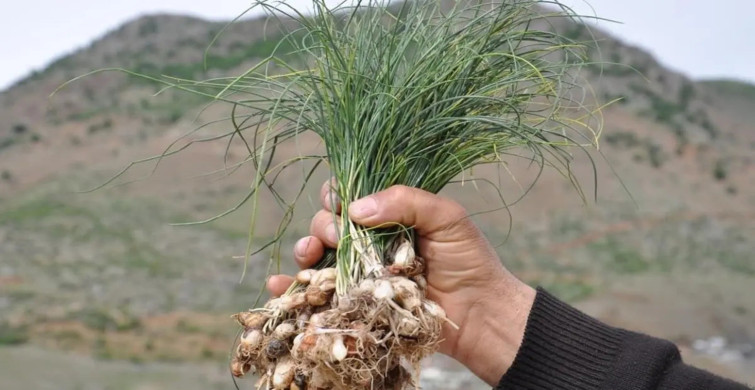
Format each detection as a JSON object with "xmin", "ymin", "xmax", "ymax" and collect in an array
[
  {"xmin": 274, "ymin": 2, "xmax": 596, "ymax": 276},
  {"xmin": 96, "ymin": 0, "xmax": 600, "ymax": 288},
  {"xmin": 262, "ymin": 0, "xmax": 595, "ymax": 198},
  {"xmin": 224, "ymin": 1, "xmax": 598, "ymax": 285}
]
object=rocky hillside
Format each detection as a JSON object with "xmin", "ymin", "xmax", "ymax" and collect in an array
[{"xmin": 1, "ymin": 10, "xmax": 753, "ymax": 389}]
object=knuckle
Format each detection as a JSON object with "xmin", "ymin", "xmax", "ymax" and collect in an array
[
  {"xmin": 450, "ymin": 207, "xmax": 472, "ymax": 230},
  {"xmin": 386, "ymin": 185, "xmax": 413, "ymax": 203},
  {"xmin": 445, "ymin": 201, "xmax": 468, "ymax": 222},
  {"xmin": 434, "ymin": 197, "xmax": 470, "ymax": 233},
  {"xmin": 390, "ymin": 184, "xmax": 412, "ymax": 195},
  {"xmin": 321, "ymin": 181, "xmax": 340, "ymax": 210},
  {"xmin": 309, "ymin": 210, "xmax": 329, "ymax": 234},
  {"xmin": 320, "ymin": 184, "xmax": 331, "ymax": 206},
  {"xmin": 320, "ymin": 182, "xmax": 329, "ymax": 202}
]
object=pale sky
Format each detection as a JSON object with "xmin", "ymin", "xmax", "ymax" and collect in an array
[{"xmin": 1, "ymin": 0, "xmax": 754, "ymax": 91}]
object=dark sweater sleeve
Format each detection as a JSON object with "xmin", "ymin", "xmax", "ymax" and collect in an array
[{"xmin": 496, "ymin": 288, "xmax": 752, "ymax": 390}]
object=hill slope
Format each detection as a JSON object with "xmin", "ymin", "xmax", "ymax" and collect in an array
[{"xmin": 1, "ymin": 10, "xmax": 753, "ymax": 387}]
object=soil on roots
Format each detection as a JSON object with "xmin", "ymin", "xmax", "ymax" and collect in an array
[{"xmin": 230, "ymin": 268, "xmax": 446, "ymax": 390}]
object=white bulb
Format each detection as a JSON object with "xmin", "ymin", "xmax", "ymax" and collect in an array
[
  {"xmin": 272, "ymin": 358, "xmax": 295, "ymax": 389},
  {"xmin": 393, "ymin": 240, "xmax": 415, "ymax": 268},
  {"xmin": 292, "ymin": 333, "xmax": 305, "ymax": 358},
  {"xmin": 373, "ymin": 279, "xmax": 395, "ymax": 300},
  {"xmin": 312, "ymin": 267, "xmax": 337, "ymax": 286},
  {"xmin": 273, "ymin": 322, "xmax": 296, "ymax": 340},
  {"xmin": 296, "ymin": 269, "xmax": 315, "ymax": 283},
  {"xmin": 240, "ymin": 329, "xmax": 262, "ymax": 347},
  {"xmin": 332, "ymin": 335, "xmax": 348, "ymax": 361}
]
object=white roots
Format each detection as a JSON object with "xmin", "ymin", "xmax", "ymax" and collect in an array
[{"xmin": 230, "ymin": 255, "xmax": 444, "ymax": 390}]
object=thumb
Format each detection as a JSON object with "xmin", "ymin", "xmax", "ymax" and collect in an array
[{"xmin": 347, "ymin": 185, "xmax": 473, "ymax": 241}]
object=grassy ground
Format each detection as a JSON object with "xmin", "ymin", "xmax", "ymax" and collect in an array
[
  {"xmin": 0, "ymin": 176, "xmax": 282, "ymax": 363},
  {"xmin": 0, "ymin": 345, "xmax": 230, "ymax": 390}
]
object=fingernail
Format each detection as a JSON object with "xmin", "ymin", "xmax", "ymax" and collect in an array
[
  {"xmin": 325, "ymin": 224, "xmax": 339, "ymax": 244},
  {"xmin": 349, "ymin": 197, "xmax": 378, "ymax": 219},
  {"xmin": 294, "ymin": 238, "xmax": 308, "ymax": 257}
]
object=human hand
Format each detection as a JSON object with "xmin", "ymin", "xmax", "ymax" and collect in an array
[{"xmin": 267, "ymin": 182, "xmax": 536, "ymax": 385}]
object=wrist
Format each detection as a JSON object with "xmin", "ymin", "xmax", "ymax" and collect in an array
[{"xmin": 450, "ymin": 276, "xmax": 536, "ymax": 385}]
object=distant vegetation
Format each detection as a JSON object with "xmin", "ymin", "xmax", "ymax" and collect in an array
[
  {"xmin": 132, "ymin": 31, "xmax": 298, "ymax": 83},
  {"xmin": 0, "ymin": 322, "xmax": 29, "ymax": 345},
  {"xmin": 700, "ymin": 79, "xmax": 755, "ymax": 100}
]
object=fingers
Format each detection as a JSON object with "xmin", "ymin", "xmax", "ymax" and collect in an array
[
  {"xmin": 320, "ymin": 179, "xmax": 341, "ymax": 213},
  {"xmin": 347, "ymin": 185, "xmax": 473, "ymax": 241},
  {"xmin": 266, "ymin": 274, "xmax": 294, "ymax": 297},
  {"xmin": 293, "ymin": 236, "xmax": 325, "ymax": 269},
  {"xmin": 309, "ymin": 209, "xmax": 340, "ymax": 247}
]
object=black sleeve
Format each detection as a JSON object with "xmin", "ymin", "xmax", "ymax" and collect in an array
[{"xmin": 496, "ymin": 288, "xmax": 752, "ymax": 390}]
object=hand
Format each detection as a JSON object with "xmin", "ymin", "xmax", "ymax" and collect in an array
[{"xmin": 267, "ymin": 183, "xmax": 536, "ymax": 385}]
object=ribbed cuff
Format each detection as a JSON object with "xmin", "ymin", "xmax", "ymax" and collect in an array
[{"xmin": 496, "ymin": 287, "xmax": 623, "ymax": 390}]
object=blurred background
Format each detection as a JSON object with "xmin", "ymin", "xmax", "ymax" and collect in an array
[{"xmin": 0, "ymin": 1, "xmax": 753, "ymax": 389}]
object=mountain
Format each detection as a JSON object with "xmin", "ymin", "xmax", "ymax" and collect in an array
[{"xmin": 0, "ymin": 10, "xmax": 753, "ymax": 388}]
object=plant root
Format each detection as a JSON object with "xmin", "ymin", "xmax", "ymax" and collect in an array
[{"xmin": 230, "ymin": 266, "xmax": 444, "ymax": 390}]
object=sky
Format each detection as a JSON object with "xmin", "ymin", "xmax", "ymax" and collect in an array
[{"xmin": 1, "ymin": 0, "xmax": 754, "ymax": 91}]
